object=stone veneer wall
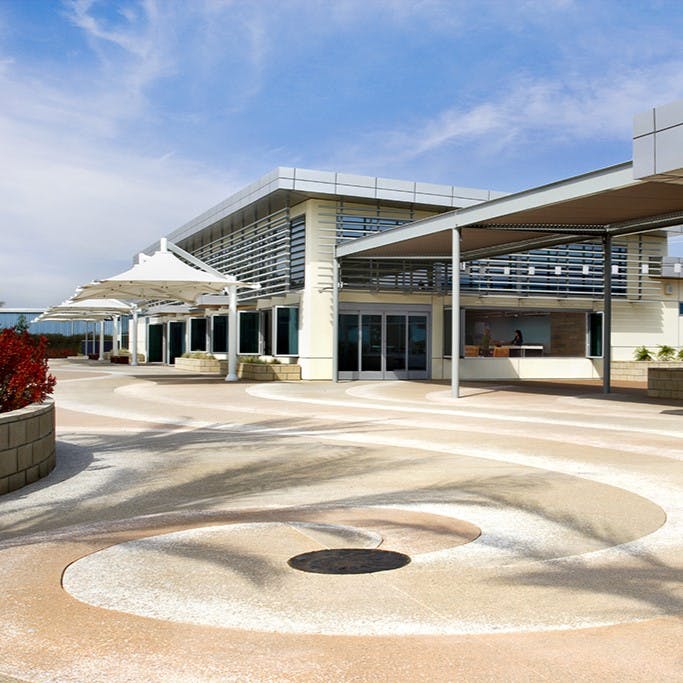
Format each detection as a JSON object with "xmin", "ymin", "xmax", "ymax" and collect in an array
[
  {"xmin": 238, "ymin": 363, "xmax": 301, "ymax": 381},
  {"xmin": 550, "ymin": 313, "xmax": 585, "ymax": 356},
  {"xmin": 648, "ymin": 368, "xmax": 683, "ymax": 400},
  {"xmin": 0, "ymin": 400, "xmax": 55, "ymax": 494},
  {"xmin": 611, "ymin": 361, "xmax": 683, "ymax": 383}
]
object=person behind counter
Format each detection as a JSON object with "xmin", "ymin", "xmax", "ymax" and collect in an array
[{"xmin": 510, "ymin": 329, "xmax": 523, "ymax": 346}]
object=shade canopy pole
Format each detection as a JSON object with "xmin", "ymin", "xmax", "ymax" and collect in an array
[
  {"xmin": 225, "ymin": 285, "xmax": 238, "ymax": 382},
  {"xmin": 332, "ymin": 257, "xmax": 340, "ymax": 383},
  {"xmin": 451, "ymin": 226, "xmax": 461, "ymax": 398},
  {"xmin": 603, "ymin": 234, "xmax": 612, "ymax": 394},
  {"xmin": 112, "ymin": 316, "xmax": 119, "ymax": 356},
  {"xmin": 131, "ymin": 307, "xmax": 139, "ymax": 366},
  {"xmin": 98, "ymin": 320, "xmax": 105, "ymax": 361}
]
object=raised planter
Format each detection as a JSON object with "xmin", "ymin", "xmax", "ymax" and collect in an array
[
  {"xmin": 0, "ymin": 399, "xmax": 56, "ymax": 494},
  {"xmin": 648, "ymin": 367, "xmax": 683, "ymax": 399},
  {"xmin": 612, "ymin": 361, "xmax": 683, "ymax": 383},
  {"xmin": 238, "ymin": 363, "xmax": 301, "ymax": 381},
  {"xmin": 174, "ymin": 357, "xmax": 228, "ymax": 374},
  {"xmin": 110, "ymin": 353, "xmax": 146, "ymax": 364}
]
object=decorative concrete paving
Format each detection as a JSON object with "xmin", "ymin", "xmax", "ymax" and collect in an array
[{"xmin": 0, "ymin": 360, "xmax": 681, "ymax": 681}]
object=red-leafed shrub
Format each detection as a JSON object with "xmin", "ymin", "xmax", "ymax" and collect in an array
[{"xmin": 0, "ymin": 328, "xmax": 56, "ymax": 413}]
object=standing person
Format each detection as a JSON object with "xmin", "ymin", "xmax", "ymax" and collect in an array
[
  {"xmin": 511, "ymin": 329, "xmax": 523, "ymax": 346},
  {"xmin": 481, "ymin": 324, "xmax": 492, "ymax": 356}
]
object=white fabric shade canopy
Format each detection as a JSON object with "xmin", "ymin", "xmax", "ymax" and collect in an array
[
  {"xmin": 72, "ymin": 242, "xmax": 242, "ymax": 305},
  {"xmin": 35, "ymin": 298, "xmax": 133, "ymax": 361},
  {"xmin": 70, "ymin": 239, "xmax": 259, "ymax": 380},
  {"xmin": 44, "ymin": 298, "xmax": 133, "ymax": 316}
]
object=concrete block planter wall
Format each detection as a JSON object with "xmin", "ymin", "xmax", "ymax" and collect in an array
[
  {"xmin": 612, "ymin": 361, "xmax": 683, "ymax": 383},
  {"xmin": 0, "ymin": 399, "xmax": 56, "ymax": 494},
  {"xmin": 648, "ymin": 367, "xmax": 683, "ymax": 399},
  {"xmin": 238, "ymin": 363, "xmax": 301, "ymax": 381},
  {"xmin": 174, "ymin": 357, "xmax": 229, "ymax": 374}
]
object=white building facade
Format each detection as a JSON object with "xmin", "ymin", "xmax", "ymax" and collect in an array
[
  {"xmin": 132, "ymin": 164, "xmax": 683, "ymax": 382},
  {"xmin": 130, "ymin": 102, "xmax": 683, "ymax": 383}
]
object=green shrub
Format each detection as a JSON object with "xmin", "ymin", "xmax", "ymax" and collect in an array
[
  {"xmin": 238, "ymin": 355, "xmax": 278, "ymax": 364},
  {"xmin": 656, "ymin": 345, "xmax": 675, "ymax": 361},
  {"xmin": 41, "ymin": 333, "xmax": 86, "ymax": 358},
  {"xmin": 181, "ymin": 351, "xmax": 215, "ymax": 359},
  {"xmin": 678, "ymin": 348, "xmax": 683, "ymax": 361},
  {"xmin": 633, "ymin": 345, "xmax": 652, "ymax": 361}
]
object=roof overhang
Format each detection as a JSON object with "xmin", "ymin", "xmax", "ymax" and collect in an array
[{"xmin": 336, "ymin": 163, "xmax": 683, "ymax": 261}]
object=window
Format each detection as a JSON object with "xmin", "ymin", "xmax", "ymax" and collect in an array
[
  {"xmin": 275, "ymin": 307, "xmax": 299, "ymax": 355},
  {"xmin": 190, "ymin": 318, "xmax": 207, "ymax": 351},
  {"xmin": 212, "ymin": 315, "xmax": 228, "ymax": 353},
  {"xmin": 443, "ymin": 308, "xmax": 452, "ymax": 358},
  {"xmin": 679, "ymin": 302, "xmax": 683, "ymax": 315},
  {"xmin": 289, "ymin": 215, "xmax": 305, "ymax": 288},
  {"xmin": 587, "ymin": 312, "xmax": 603, "ymax": 357},
  {"xmin": 239, "ymin": 311, "xmax": 260, "ymax": 354}
]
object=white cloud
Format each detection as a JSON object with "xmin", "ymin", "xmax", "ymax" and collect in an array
[
  {"xmin": 0, "ymin": 1, "xmax": 250, "ymax": 307},
  {"xmin": 348, "ymin": 60, "xmax": 683, "ymax": 169},
  {"xmin": 0, "ymin": 69, "xmax": 241, "ymax": 307}
]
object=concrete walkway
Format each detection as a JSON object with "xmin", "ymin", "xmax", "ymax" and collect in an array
[{"xmin": 0, "ymin": 359, "xmax": 681, "ymax": 682}]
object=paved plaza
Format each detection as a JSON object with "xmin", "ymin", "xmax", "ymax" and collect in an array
[{"xmin": 0, "ymin": 360, "xmax": 681, "ymax": 682}]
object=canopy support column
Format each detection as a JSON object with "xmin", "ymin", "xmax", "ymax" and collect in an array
[
  {"xmin": 451, "ymin": 227, "xmax": 461, "ymax": 399},
  {"xmin": 98, "ymin": 321, "xmax": 105, "ymax": 361},
  {"xmin": 332, "ymin": 256, "xmax": 340, "ymax": 383},
  {"xmin": 603, "ymin": 234, "xmax": 612, "ymax": 394},
  {"xmin": 226, "ymin": 285, "xmax": 238, "ymax": 382},
  {"xmin": 112, "ymin": 316, "xmax": 119, "ymax": 356},
  {"xmin": 131, "ymin": 307, "xmax": 139, "ymax": 366}
]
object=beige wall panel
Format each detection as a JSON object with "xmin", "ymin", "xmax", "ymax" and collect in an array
[
  {"xmin": 443, "ymin": 357, "xmax": 602, "ymax": 380},
  {"xmin": 299, "ymin": 200, "xmax": 335, "ymax": 379}
]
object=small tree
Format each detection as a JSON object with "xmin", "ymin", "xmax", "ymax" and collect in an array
[
  {"xmin": 0, "ymin": 328, "xmax": 56, "ymax": 413},
  {"xmin": 14, "ymin": 314, "xmax": 29, "ymax": 333}
]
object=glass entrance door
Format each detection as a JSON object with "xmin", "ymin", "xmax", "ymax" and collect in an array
[
  {"xmin": 338, "ymin": 312, "xmax": 429, "ymax": 380},
  {"xmin": 407, "ymin": 315, "xmax": 427, "ymax": 373},
  {"xmin": 148, "ymin": 324, "xmax": 163, "ymax": 363},
  {"xmin": 168, "ymin": 321, "xmax": 185, "ymax": 364},
  {"xmin": 361, "ymin": 314, "xmax": 383, "ymax": 378}
]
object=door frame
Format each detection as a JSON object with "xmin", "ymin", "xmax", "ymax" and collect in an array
[{"xmin": 338, "ymin": 303, "xmax": 431, "ymax": 380}]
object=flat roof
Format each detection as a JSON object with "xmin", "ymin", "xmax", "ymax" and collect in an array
[{"xmin": 154, "ymin": 167, "xmax": 504, "ymax": 250}]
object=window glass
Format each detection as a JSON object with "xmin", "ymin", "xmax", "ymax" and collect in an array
[
  {"xmin": 212, "ymin": 315, "xmax": 228, "ymax": 353},
  {"xmin": 338, "ymin": 314, "xmax": 359, "ymax": 371},
  {"xmin": 443, "ymin": 309, "xmax": 452, "ymax": 357},
  {"xmin": 588, "ymin": 312, "xmax": 603, "ymax": 357},
  {"xmin": 289, "ymin": 215, "xmax": 305, "ymax": 288},
  {"xmin": 276, "ymin": 307, "xmax": 299, "ymax": 355},
  {"xmin": 239, "ymin": 312, "xmax": 260, "ymax": 354},
  {"xmin": 261, "ymin": 309, "xmax": 272, "ymax": 356},
  {"xmin": 190, "ymin": 318, "xmax": 207, "ymax": 351}
]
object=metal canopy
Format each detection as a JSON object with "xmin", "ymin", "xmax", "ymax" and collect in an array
[
  {"xmin": 336, "ymin": 163, "xmax": 683, "ymax": 261},
  {"xmin": 333, "ymin": 161, "xmax": 683, "ymax": 400}
]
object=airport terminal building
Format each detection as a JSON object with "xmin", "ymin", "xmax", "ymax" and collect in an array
[{"xmin": 133, "ymin": 104, "xmax": 683, "ymax": 383}]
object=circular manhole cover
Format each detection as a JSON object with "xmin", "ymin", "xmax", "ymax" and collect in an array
[{"xmin": 287, "ymin": 548, "xmax": 411, "ymax": 574}]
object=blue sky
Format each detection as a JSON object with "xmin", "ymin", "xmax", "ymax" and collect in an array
[{"xmin": 2, "ymin": 0, "xmax": 683, "ymax": 306}]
